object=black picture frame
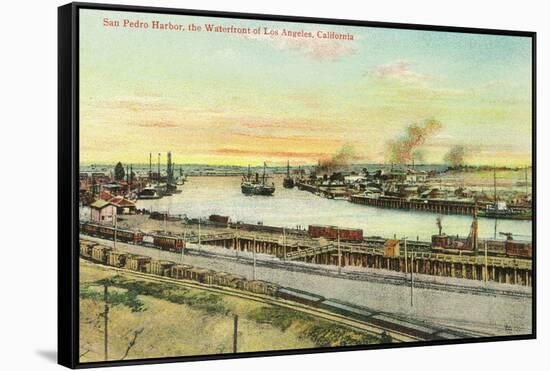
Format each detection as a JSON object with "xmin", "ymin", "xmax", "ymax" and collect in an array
[{"xmin": 58, "ymin": 2, "xmax": 537, "ymax": 368}]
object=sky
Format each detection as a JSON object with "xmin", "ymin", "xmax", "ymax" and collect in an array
[{"xmin": 79, "ymin": 9, "xmax": 533, "ymax": 167}]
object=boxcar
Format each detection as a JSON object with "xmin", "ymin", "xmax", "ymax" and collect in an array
[
  {"xmin": 505, "ymin": 240, "xmax": 532, "ymax": 258},
  {"xmin": 80, "ymin": 222, "xmax": 143, "ymax": 244},
  {"xmin": 308, "ymin": 225, "xmax": 363, "ymax": 242},
  {"xmin": 153, "ymin": 234, "xmax": 185, "ymax": 252}
]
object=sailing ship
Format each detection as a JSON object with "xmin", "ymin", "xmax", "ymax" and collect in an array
[
  {"xmin": 283, "ymin": 160, "xmax": 294, "ymax": 189},
  {"xmin": 241, "ymin": 163, "xmax": 275, "ymax": 196}
]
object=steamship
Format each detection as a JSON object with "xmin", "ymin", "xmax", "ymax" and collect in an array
[{"xmin": 241, "ymin": 163, "xmax": 275, "ymax": 196}]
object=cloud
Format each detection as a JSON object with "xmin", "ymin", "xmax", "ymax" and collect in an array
[
  {"xmin": 370, "ymin": 60, "xmax": 434, "ymax": 83},
  {"xmin": 135, "ymin": 120, "xmax": 178, "ymax": 129},
  {"xmin": 213, "ymin": 148, "xmax": 327, "ymax": 159}
]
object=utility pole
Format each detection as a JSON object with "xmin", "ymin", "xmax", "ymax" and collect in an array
[
  {"xmin": 182, "ymin": 231, "xmax": 186, "ymax": 261},
  {"xmin": 403, "ymin": 237, "xmax": 408, "ymax": 274},
  {"xmin": 113, "ymin": 214, "xmax": 117, "ymax": 251},
  {"xmin": 337, "ymin": 227, "xmax": 342, "ymax": 275},
  {"xmin": 198, "ymin": 217, "xmax": 201, "ymax": 251},
  {"xmin": 283, "ymin": 227, "xmax": 286, "ymax": 262},
  {"xmin": 235, "ymin": 223, "xmax": 239, "ymax": 259},
  {"xmin": 233, "ymin": 315, "xmax": 239, "ymax": 353},
  {"xmin": 253, "ymin": 235, "xmax": 257, "ymax": 280},
  {"xmin": 410, "ymin": 250, "xmax": 414, "ymax": 307},
  {"xmin": 103, "ymin": 283, "xmax": 109, "ymax": 361},
  {"xmin": 484, "ymin": 241, "xmax": 489, "ymax": 282}
]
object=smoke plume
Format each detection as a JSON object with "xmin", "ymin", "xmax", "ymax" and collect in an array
[
  {"xmin": 318, "ymin": 144, "xmax": 356, "ymax": 173},
  {"xmin": 444, "ymin": 145, "xmax": 467, "ymax": 167},
  {"xmin": 387, "ymin": 119, "xmax": 442, "ymax": 165}
]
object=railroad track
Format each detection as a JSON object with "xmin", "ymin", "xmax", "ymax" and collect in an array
[
  {"xmin": 81, "ymin": 259, "xmax": 422, "ymax": 343},
  {"xmin": 186, "ymin": 248, "xmax": 532, "ymax": 299}
]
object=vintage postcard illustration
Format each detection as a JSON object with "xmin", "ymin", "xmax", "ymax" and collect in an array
[{"xmin": 76, "ymin": 8, "xmax": 533, "ymax": 363}]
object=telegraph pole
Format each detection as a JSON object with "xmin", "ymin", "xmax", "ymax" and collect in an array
[
  {"xmin": 253, "ymin": 235, "xmax": 257, "ymax": 280},
  {"xmin": 198, "ymin": 217, "xmax": 201, "ymax": 252},
  {"xmin": 235, "ymin": 223, "xmax": 239, "ymax": 259},
  {"xmin": 233, "ymin": 315, "xmax": 239, "ymax": 353},
  {"xmin": 484, "ymin": 241, "xmax": 489, "ymax": 282},
  {"xmin": 113, "ymin": 214, "xmax": 117, "ymax": 251},
  {"xmin": 337, "ymin": 227, "xmax": 342, "ymax": 275},
  {"xmin": 410, "ymin": 250, "xmax": 414, "ymax": 307},
  {"xmin": 103, "ymin": 283, "xmax": 109, "ymax": 361},
  {"xmin": 403, "ymin": 237, "xmax": 408, "ymax": 274},
  {"xmin": 182, "ymin": 230, "xmax": 186, "ymax": 260},
  {"xmin": 283, "ymin": 227, "xmax": 286, "ymax": 262}
]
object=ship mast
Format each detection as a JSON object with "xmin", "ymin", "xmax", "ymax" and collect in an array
[
  {"xmin": 262, "ymin": 162, "xmax": 267, "ymax": 185},
  {"xmin": 493, "ymin": 165, "xmax": 497, "ymax": 205},
  {"xmin": 287, "ymin": 160, "xmax": 290, "ymax": 177}
]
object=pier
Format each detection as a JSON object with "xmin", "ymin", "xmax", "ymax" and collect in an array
[
  {"xmin": 184, "ymin": 229, "xmax": 531, "ymax": 286},
  {"xmin": 350, "ymin": 195, "xmax": 479, "ymax": 215}
]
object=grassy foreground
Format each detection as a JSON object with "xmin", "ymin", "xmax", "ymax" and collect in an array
[{"xmin": 79, "ymin": 260, "xmax": 387, "ymax": 363}]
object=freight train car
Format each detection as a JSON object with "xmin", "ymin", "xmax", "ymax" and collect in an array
[
  {"xmin": 106, "ymin": 251, "xmax": 127, "ymax": 268},
  {"xmin": 276, "ymin": 287, "xmax": 325, "ymax": 306},
  {"xmin": 505, "ymin": 240, "xmax": 532, "ymax": 258},
  {"xmin": 148, "ymin": 260, "xmax": 176, "ymax": 276},
  {"xmin": 80, "ymin": 222, "xmax": 143, "ymax": 244},
  {"xmin": 308, "ymin": 225, "xmax": 363, "ymax": 242},
  {"xmin": 151, "ymin": 234, "xmax": 185, "ymax": 253}
]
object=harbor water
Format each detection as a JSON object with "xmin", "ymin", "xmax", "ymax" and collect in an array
[{"xmin": 135, "ymin": 175, "xmax": 532, "ymax": 242}]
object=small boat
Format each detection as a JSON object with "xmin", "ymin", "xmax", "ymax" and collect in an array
[{"xmin": 137, "ymin": 186, "xmax": 161, "ymax": 199}]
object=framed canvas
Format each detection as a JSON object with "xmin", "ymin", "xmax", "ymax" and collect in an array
[{"xmin": 58, "ymin": 2, "xmax": 536, "ymax": 368}]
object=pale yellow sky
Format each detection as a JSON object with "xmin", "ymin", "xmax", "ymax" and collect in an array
[{"xmin": 79, "ymin": 9, "xmax": 533, "ymax": 167}]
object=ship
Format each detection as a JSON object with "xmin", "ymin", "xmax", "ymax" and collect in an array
[
  {"xmin": 283, "ymin": 160, "xmax": 294, "ymax": 188},
  {"xmin": 241, "ymin": 163, "xmax": 275, "ymax": 196},
  {"xmin": 477, "ymin": 167, "xmax": 531, "ymax": 220},
  {"xmin": 137, "ymin": 185, "xmax": 161, "ymax": 199}
]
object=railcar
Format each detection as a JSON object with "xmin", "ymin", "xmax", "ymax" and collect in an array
[
  {"xmin": 505, "ymin": 240, "xmax": 532, "ymax": 258},
  {"xmin": 276, "ymin": 287, "xmax": 325, "ymax": 306},
  {"xmin": 152, "ymin": 234, "xmax": 185, "ymax": 252},
  {"xmin": 308, "ymin": 225, "xmax": 363, "ymax": 242},
  {"xmin": 80, "ymin": 221, "xmax": 143, "ymax": 244}
]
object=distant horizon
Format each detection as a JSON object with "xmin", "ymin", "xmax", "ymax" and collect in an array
[{"xmin": 79, "ymin": 160, "xmax": 532, "ymax": 170}]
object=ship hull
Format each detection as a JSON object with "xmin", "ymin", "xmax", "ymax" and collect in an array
[
  {"xmin": 241, "ymin": 184, "xmax": 275, "ymax": 196},
  {"xmin": 283, "ymin": 177, "xmax": 294, "ymax": 189}
]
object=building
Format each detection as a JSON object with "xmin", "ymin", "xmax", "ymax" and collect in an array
[
  {"xmin": 89, "ymin": 199, "xmax": 116, "ymax": 223},
  {"xmin": 383, "ymin": 239, "xmax": 401, "ymax": 257},
  {"xmin": 109, "ymin": 196, "xmax": 137, "ymax": 215}
]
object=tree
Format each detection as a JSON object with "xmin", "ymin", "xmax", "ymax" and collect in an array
[{"xmin": 114, "ymin": 162, "xmax": 125, "ymax": 181}]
